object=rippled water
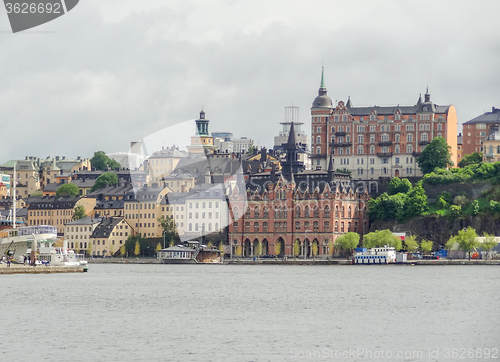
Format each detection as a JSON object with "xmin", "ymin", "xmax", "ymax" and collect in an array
[{"xmin": 1, "ymin": 264, "xmax": 499, "ymax": 362}]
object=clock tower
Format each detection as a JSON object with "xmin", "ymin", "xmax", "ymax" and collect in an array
[{"xmin": 187, "ymin": 109, "xmax": 216, "ymax": 156}]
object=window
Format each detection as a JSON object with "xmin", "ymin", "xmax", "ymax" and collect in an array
[
  {"xmin": 370, "ymin": 158, "xmax": 375, "ymax": 164},
  {"xmin": 313, "ymin": 206, "xmax": 319, "ymax": 217},
  {"xmin": 317, "ymin": 136, "xmax": 321, "ymax": 144},
  {"xmin": 254, "ymin": 222, "xmax": 259, "ymax": 232},
  {"xmin": 305, "ymin": 206, "xmax": 310, "ymax": 218},
  {"xmin": 394, "ymin": 125, "xmax": 400, "ymax": 131},
  {"xmin": 316, "ymin": 127, "xmax": 321, "ymax": 133},
  {"xmin": 395, "ymin": 157, "xmax": 400, "ymax": 164},
  {"xmin": 357, "ymin": 126, "xmax": 365, "ymax": 132},
  {"xmin": 407, "ymin": 168, "xmax": 413, "ymax": 174},
  {"xmin": 346, "ymin": 135, "xmax": 351, "ymax": 143},
  {"xmin": 381, "ymin": 146, "xmax": 389, "ymax": 153},
  {"xmin": 437, "ymin": 124, "xmax": 442, "ymax": 131},
  {"xmin": 420, "ymin": 114, "xmax": 429, "ymax": 121},
  {"xmin": 407, "ymin": 134, "xmax": 413, "ymax": 142},
  {"xmin": 395, "ymin": 145, "xmax": 400, "ymax": 154},
  {"xmin": 343, "ymin": 115, "xmax": 347, "ymax": 122},
  {"xmin": 381, "ymin": 134, "xmax": 389, "ymax": 142},
  {"xmin": 324, "ymin": 222, "xmax": 330, "ymax": 232},
  {"xmin": 421, "ymin": 133, "xmax": 428, "ymax": 141},
  {"xmin": 395, "ymin": 134, "xmax": 400, "ymax": 143},
  {"xmin": 370, "ymin": 168, "xmax": 374, "ymax": 174},
  {"xmin": 357, "ymin": 146, "xmax": 363, "ymax": 154},
  {"xmin": 370, "ymin": 114, "xmax": 376, "ymax": 121},
  {"xmin": 406, "ymin": 144, "xmax": 413, "ymax": 153},
  {"xmin": 406, "ymin": 124, "xmax": 414, "ymax": 131},
  {"xmin": 437, "ymin": 133, "xmax": 442, "ymax": 137},
  {"xmin": 358, "ymin": 168, "xmax": 363, "ymax": 175},
  {"xmin": 370, "ymin": 145, "xmax": 375, "ymax": 154},
  {"xmin": 395, "ymin": 114, "xmax": 401, "ymax": 121},
  {"xmin": 370, "ymin": 134, "xmax": 375, "ymax": 143},
  {"xmin": 254, "ymin": 207, "xmax": 259, "ymax": 218},
  {"xmin": 263, "ymin": 207, "xmax": 269, "ymax": 218},
  {"xmin": 358, "ymin": 135, "xmax": 364, "ymax": 143},
  {"xmin": 324, "ymin": 206, "xmax": 330, "ymax": 218},
  {"xmin": 316, "ymin": 147, "xmax": 321, "ymax": 154},
  {"xmin": 331, "ymin": 126, "xmax": 335, "ymax": 132}
]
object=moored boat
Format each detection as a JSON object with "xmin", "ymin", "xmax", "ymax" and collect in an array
[{"xmin": 157, "ymin": 240, "xmax": 223, "ymax": 264}]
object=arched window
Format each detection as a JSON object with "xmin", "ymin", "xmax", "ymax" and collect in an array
[
  {"xmin": 358, "ymin": 134, "xmax": 364, "ymax": 143},
  {"xmin": 324, "ymin": 206, "xmax": 330, "ymax": 218},
  {"xmin": 407, "ymin": 134, "xmax": 413, "ymax": 142},
  {"xmin": 233, "ymin": 207, "xmax": 239, "ymax": 219},
  {"xmin": 348, "ymin": 206, "xmax": 352, "ymax": 218},
  {"xmin": 335, "ymin": 205, "xmax": 339, "ymax": 218},
  {"xmin": 189, "ymin": 223, "xmax": 192, "ymax": 231},
  {"xmin": 324, "ymin": 221, "xmax": 330, "ymax": 232},
  {"xmin": 254, "ymin": 206, "xmax": 259, "ymax": 218},
  {"xmin": 370, "ymin": 145, "xmax": 375, "ymax": 154},
  {"xmin": 195, "ymin": 223, "xmax": 199, "ymax": 231},
  {"xmin": 215, "ymin": 223, "xmax": 219, "ymax": 230},
  {"xmin": 341, "ymin": 222, "xmax": 345, "ymax": 232},
  {"xmin": 305, "ymin": 206, "xmax": 310, "ymax": 218},
  {"xmin": 295, "ymin": 221, "xmax": 301, "ymax": 231},
  {"xmin": 245, "ymin": 207, "xmax": 250, "ymax": 218},
  {"xmin": 304, "ymin": 221, "xmax": 310, "ymax": 231},
  {"xmin": 395, "ymin": 134, "xmax": 400, "ymax": 143},
  {"xmin": 370, "ymin": 134, "xmax": 375, "ymax": 143},
  {"xmin": 407, "ymin": 144, "xmax": 413, "ymax": 153},
  {"xmin": 348, "ymin": 222, "xmax": 351, "ymax": 231},
  {"xmin": 313, "ymin": 206, "xmax": 319, "ymax": 218},
  {"xmin": 283, "ymin": 207, "xmax": 288, "ymax": 218},
  {"xmin": 263, "ymin": 207, "xmax": 268, "ymax": 218},
  {"xmin": 313, "ymin": 221, "xmax": 319, "ymax": 231},
  {"xmin": 274, "ymin": 207, "xmax": 279, "ymax": 218},
  {"xmin": 208, "ymin": 223, "xmax": 212, "ymax": 231},
  {"xmin": 381, "ymin": 134, "xmax": 389, "ymax": 142},
  {"xmin": 421, "ymin": 133, "xmax": 428, "ymax": 141},
  {"xmin": 357, "ymin": 146, "xmax": 363, "ymax": 154},
  {"xmin": 395, "ymin": 145, "xmax": 400, "ymax": 154},
  {"xmin": 346, "ymin": 135, "xmax": 351, "ymax": 143},
  {"xmin": 335, "ymin": 221, "xmax": 339, "ymax": 231},
  {"xmin": 316, "ymin": 147, "xmax": 321, "ymax": 154},
  {"xmin": 295, "ymin": 206, "xmax": 301, "ymax": 217},
  {"xmin": 317, "ymin": 136, "xmax": 321, "ymax": 144}
]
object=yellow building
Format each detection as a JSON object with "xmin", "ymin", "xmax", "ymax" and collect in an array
[
  {"xmin": 147, "ymin": 147, "xmax": 188, "ymax": 184},
  {"xmin": 65, "ymin": 216, "xmax": 102, "ymax": 254},
  {"xmin": 27, "ymin": 196, "xmax": 96, "ymax": 234},
  {"xmin": 90, "ymin": 217, "xmax": 132, "ymax": 256},
  {"xmin": 163, "ymin": 174, "xmax": 195, "ymax": 193},
  {"xmin": 124, "ymin": 184, "xmax": 171, "ymax": 238}
]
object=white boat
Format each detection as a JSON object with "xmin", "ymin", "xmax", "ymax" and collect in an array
[
  {"xmin": 354, "ymin": 246, "xmax": 397, "ymax": 264},
  {"xmin": 0, "ymin": 225, "xmax": 58, "ymax": 259}
]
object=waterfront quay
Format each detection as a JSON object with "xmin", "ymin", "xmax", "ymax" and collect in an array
[{"xmin": 0, "ymin": 264, "xmax": 84, "ymax": 274}]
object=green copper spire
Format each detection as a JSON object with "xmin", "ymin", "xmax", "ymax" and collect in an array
[{"xmin": 320, "ymin": 66, "xmax": 326, "ymax": 89}]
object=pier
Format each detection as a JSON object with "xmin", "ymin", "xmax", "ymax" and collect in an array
[{"xmin": 0, "ymin": 264, "xmax": 85, "ymax": 274}]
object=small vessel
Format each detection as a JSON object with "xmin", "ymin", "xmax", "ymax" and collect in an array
[
  {"xmin": 354, "ymin": 246, "xmax": 396, "ymax": 264},
  {"xmin": 37, "ymin": 241, "xmax": 87, "ymax": 267},
  {"xmin": 157, "ymin": 240, "xmax": 223, "ymax": 264}
]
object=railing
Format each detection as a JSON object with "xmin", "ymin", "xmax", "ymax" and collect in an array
[
  {"xmin": 418, "ymin": 140, "xmax": 430, "ymax": 145},
  {"xmin": 376, "ymin": 153, "xmax": 393, "ymax": 158},
  {"xmin": 378, "ymin": 141, "xmax": 393, "ymax": 146},
  {"xmin": 330, "ymin": 142, "xmax": 353, "ymax": 147}
]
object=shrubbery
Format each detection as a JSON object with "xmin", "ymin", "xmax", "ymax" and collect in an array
[{"xmin": 423, "ymin": 161, "xmax": 500, "ymax": 185}]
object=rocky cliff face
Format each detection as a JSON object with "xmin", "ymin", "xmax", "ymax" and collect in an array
[{"xmin": 370, "ymin": 214, "xmax": 500, "ymax": 247}]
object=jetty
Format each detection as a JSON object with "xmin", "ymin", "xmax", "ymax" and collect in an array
[{"xmin": 0, "ymin": 264, "xmax": 85, "ymax": 274}]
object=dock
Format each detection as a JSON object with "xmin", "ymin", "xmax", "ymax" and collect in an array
[{"xmin": 0, "ymin": 264, "xmax": 85, "ymax": 274}]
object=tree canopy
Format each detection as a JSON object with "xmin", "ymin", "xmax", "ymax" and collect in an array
[
  {"xmin": 56, "ymin": 183, "xmax": 79, "ymax": 197},
  {"xmin": 403, "ymin": 235, "xmax": 419, "ymax": 253},
  {"xmin": 90, "ymin": 172, "xmax": 119, "ymax": 193},
  {"xmin": 480, "ymin": 233, "xmax": 498, "ymax": 260},
  {"xmin": 388, "ymin": 177, "xmax": 412, "ymax": 195},
  {"xmin": 416, "ymin": 137, "xmax": 453, "ymax": 175},
  {"xmin": 363, "ymin": 229, "xmax": 402, "ymax": 251},
  {"xmin": 455, "ymin": 227, "xmax": 478, "ymax": 260},
  {"xmin": 72, "ymin": 205, "xmax": 86, "ymax": 221},
  {"xmin": 335, "ymin": 232, "xmax": 360, "ymax": 259},
  {"xmin": 420, "ymin": 239, "xmax": 433, "ymax": 255},
  {"xmin": 458, "ymin": 152, "xmax": 482, "ymax": 168},
  {"xmin": 90, "ymin": 151, "xmax": 121, "ymax": 171},
  {"xmin": 157, "ymin": 215, "xmax": 180, "ymax": 246}
]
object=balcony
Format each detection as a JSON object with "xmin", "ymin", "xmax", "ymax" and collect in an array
[
  {"xmin": 418, "ymin": 140, "xmax": 430, "ymax": 145},
  {"xmin": 376, "ymin": 152, "xmax": 393, "ymax": 158},
  {"xmin": 310, "ymin": 153, "xmax": 327, "ymax": 159},
  {"xmin": 330, "ymin": 142, "xmax": 353, "ymax": 147},
  {"xmin": 334, "ymin": 131, "xmax": 346, "ymax": 136},
  {"xmin": 378, "ymin": 141, "xmax": 393, "ymax": 146},
  {"xmin": 412, "ymin": 151, "xmax": 422, "ymax": 157},
  {"xmin": 484, "ymin": 153, "xmax": 494, "ymax": 158}
]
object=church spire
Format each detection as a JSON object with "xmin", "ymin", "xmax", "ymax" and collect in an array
[
  {"xmin": 424, "ymin": 86, "xmax": 431, "ymax": 103},
  {"xmin": 286, "ymin": 122, "xmax": 297, "ymax": 149},
  {"xmin": 318, "ymin": 67, "xmax": 327, "ymax": 96}
]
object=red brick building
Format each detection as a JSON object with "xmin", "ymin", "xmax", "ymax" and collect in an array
[
  {"xmin": 462, "ymin": 107, "xmax": 500, "ymax": 155},
  {"xmin": 228, "ymin": 125, "xmax": 368, "ymax": 258}
]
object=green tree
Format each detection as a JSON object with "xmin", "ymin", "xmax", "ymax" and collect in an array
[
  {"xmin": 157, "ymin": 216, "xmax": 180, "ymax": 247},
  {"xmin": 420, "ymin": 239, "xmax": 433, "ymax": 255},
  {"xmin": 453, "ymin": 195, "xmax": 468, "ymax": 207},
  {"xmin": 134, "ymin": 240, "xmax": 140, "ymax": 256},
  {"xmin": 416, "ymin": 137, "xmax": 453, "ymax": 174},
  {"xmin": 363, "ymin": 229, "xmax": 402, "ymax": 251},
  {"xmin": 480, "ymin": 233, "xmax": 498, "ymax": 260},
  {"xmin": 86, "ymin": 242, "xmax": 92, "ymax": 257},
  {"xmin": 458, "ymin": 152, "xmax": 482, "ymax": 168},
  {"xmin": 436, "ymin": 196, "xmax": 447, "ymax": 210},
  {"xmin": 450, "ymin": 205, "xmax": 462, "ymax": 218},
  {"xmin": 456, "ymin": 227, "xmax": 478, "ymax": 260},
  {"xmin": 247, "ymin": 140, "xmax": 258, "ymax": 154},
  {"xmin": 403, "ymin": 235, "xmax": 419, "ymax": 253},
  {"xmin": 293, "ymin": 240, "xmax": 301, "ymax": 257},
  {"xmin": 471, "ymin": 199, "xmax": 479, "ymax": 216},
  {"xmin": 120, "ymin": 245, "xmax": 125, "ymax": 256},
  {"xmin": 56, "ymin": 183, "xmax": 79, "ymax": 197},
  {"xmin": 388, "ymin": 177, "xmax": 412, "ymax": 195},
  {"xmin": 445, "ymin": 236, "xmax": 457, "ymax": 258},
  {"xmin": 90, "ymin": 172, "xmax": 119, "ymax": 193},
  {"xmin": 335, "ymin": 232, "xmax": 360, "ymax": 259},
  {"xmin": 401, "ymin": 181, "xmax": 428, "ymax": 220},
  {"xmin": 156, "ymin": 242, "xmax": 162, "ymax": 254},
  {"xmin": 90, "ymin": 151, "xmax": 121, "ymax": 171},
  {"xmin": 72, "ymin": 204, "xmax": 86, "ymax": 221}
]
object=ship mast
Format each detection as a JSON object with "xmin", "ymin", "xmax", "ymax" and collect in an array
[{"xmin": 13, "ymin": 163, "xmax": 16, "ymax": 229}]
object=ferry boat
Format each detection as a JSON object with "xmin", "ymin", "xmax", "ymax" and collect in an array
[
  {"xmin": 157, "ymin": 240, "xmax": 223, "ymax": 264},
  {"xmin": 0, "ymin": 225, "xmax": 58, "ymax": 258},
  {"xmin": 354, "ymin": 246, "xmax": 396, "ymax": 264}
]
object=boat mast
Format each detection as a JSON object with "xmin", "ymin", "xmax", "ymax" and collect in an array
[{"xmin": 13, "ymin": 163, "xmax": 16, "ymax": 229}]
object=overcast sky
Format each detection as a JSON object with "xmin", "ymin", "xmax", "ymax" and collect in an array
[{"xmin": 1, "ymin": 0, "xmax": 499, "ymax": 163}]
